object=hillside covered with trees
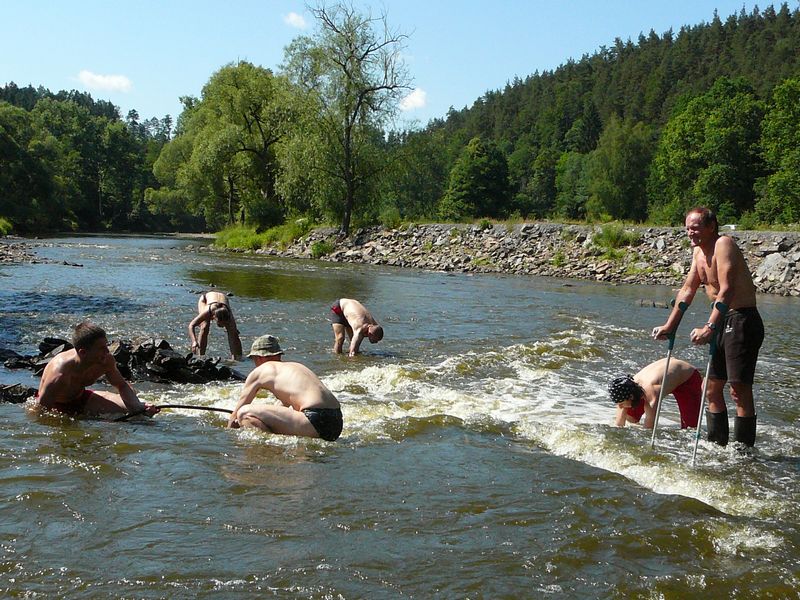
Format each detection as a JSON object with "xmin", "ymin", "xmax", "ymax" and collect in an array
[{"xmin": 1, "ymin": 3, "xmax": 799, "ymax": 236}]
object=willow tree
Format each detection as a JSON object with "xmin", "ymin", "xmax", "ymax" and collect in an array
[
  {"xmin": 148, "ymin": 62, "xmax": 297, "ymax": 230},
  {"xmin": 282, "ymin": 2, "xmax": 411, "ymax": 235}
]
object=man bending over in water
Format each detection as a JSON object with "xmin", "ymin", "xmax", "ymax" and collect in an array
[
  {"xmin": 227, "ymin": 335, "xmax": 343, "ymax": 441},
  {"xmin": 35, "ymin": 322, "xmax": 159, "ymax": 417},
  {"xmin": 188, "ymin": 291, "xmax": 243, "ymax": 359},
  {"xmin": 608, "ymin": 358, "xmax": 702, "ymax": 429},
  {"xmin": 329, "ymin": 298, "xmax": 383, "ymax": 356}
]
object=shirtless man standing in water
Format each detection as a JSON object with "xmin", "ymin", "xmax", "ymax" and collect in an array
[
  {"xmin": 35, "ymin": 322, "xmax": 159, "ymax": 417},
  {"xmin": 228, "ymin": 335, "xmax": 343, "ymax": 441},
  {"xmin": 188, "ymin": 290, "xmax": 243, "ymax": 359},
  {"xmin": 329, "ymin": 298, "xmax": 383, "ymax": 356},
  {"xmin": 652, "ymin": 206, "xmax": 763, "ymax": 447}
]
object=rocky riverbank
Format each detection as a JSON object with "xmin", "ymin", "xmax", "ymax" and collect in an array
[{"xmin": 236, "ymin": 223, "xmax": 800, "ymax": 297}]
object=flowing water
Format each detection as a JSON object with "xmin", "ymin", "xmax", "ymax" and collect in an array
[{"xmin": 1, "ymin": 235, "xmax": 798, "ymax": 599}]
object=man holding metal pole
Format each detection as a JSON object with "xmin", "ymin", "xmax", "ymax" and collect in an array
[{"xmin": 652, "ymin": 207, "xmax": 764, "ymax": 449}]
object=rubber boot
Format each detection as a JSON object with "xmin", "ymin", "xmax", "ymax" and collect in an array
[
  {"xmin": 734, "ymin": 415, "xmax": 757, "ymax": 448},
  {"xmin": 706, "ymin": 410, "xmax": 729, "ymax": 447}
]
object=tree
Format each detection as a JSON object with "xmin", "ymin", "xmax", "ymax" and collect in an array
[
  {"xmin": 755, "ymin": 77, "xmax": 800, "ymax": 224},
  {"xmin": 148, "ymin": 62, "xmax": 297, "ymax": 230},
  {"xmin": 282, "ymin": 2, "xmax": 411, "ymax": 234},
  {"xmin": 438, "ymin": 137, "xmax": 510, "ymax": 220},
  {"xmin": 554, "ymin": 151, "xmax": 589, "ymax": 219},
  {"xmin": 647, "ymin": 77, "xmax": 765, "ymax": 224},
  {"xmin": 586, "ymin": 116, "xmax": 654, "ymax": 221}
]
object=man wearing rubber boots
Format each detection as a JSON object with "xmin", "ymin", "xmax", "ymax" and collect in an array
[{"xmin": 652, "ymin": 207, "xmax": 763, "ymax": 448}]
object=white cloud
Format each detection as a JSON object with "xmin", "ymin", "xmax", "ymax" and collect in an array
[
  {"xmin": 284, "ymin": 12, "xmax": 307, "ymax": 29},
  {"xmin": 400, "ymin": 88, "xmax": 427, "ymax": 111},
  {"xmin": 77, "ymin": 70, "xmax": 132, "ymax": 93}
]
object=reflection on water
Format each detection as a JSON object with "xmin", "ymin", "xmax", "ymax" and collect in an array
[{"xmin": 1, "ymin": 235, "xmax": 799, "ymax": 597}]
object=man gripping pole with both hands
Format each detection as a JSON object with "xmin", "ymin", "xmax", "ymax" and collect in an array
[{"xmin": 651, "ymin": 207, "xmax": 764, "ymax": 448}]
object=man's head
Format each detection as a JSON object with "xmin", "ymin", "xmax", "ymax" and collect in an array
[
  {"xmin": 72, "ymin": 321, "xmax": 109, "ymax": 362},
  {"xmin": 367, "ymin": 324, "xmax": 383, "ymax": 344},
  {"xmin": 608, "ymin": 374, "xmax": 644, "ymax": 407},
  {"xmin": 248, "ymin": 335, "xmax": 284, "ymax": 362},
  {"xmin": 685, "ymin": 206, "xmax": 718, "ymax": 247},
  {"xmin": 212, "ymin": 306, "xmax": 231, "ymax": 327}
]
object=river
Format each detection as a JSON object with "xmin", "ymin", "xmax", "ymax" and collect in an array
[{"xmin": 1, "ymin": 235, "xmax": 798, "ymax": 598}]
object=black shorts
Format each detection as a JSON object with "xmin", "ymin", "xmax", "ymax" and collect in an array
[
  {"xmin": 709, "ymin": 307, "xmax": 764, "ymax": 384},
  {"xmin": 329, "ymin": 300, "xmax": 349, "ymax": 327},
  {"xmin": 302, "ymin": 407, "xmax": 343, "ymax": 442}
]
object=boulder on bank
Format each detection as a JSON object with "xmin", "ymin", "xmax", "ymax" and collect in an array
[{"xmin": 2, "ymin": 337, "xmax": 245, "ymax": 389}]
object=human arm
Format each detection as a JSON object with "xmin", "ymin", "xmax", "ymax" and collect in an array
[
  {"xmin": 228, "ymin": 370, "xmax": 265, "ymax": 428},
  {"xmin": 614, "ymin": 405, "xmax": 629, "ymax": 427},
  {"xmin": 690, "ymin": 238, "xmax": 735, "ymax": 345},
  {"xmin": 348, "ymin": 325, "xmax": 368, "ymax": 357},
  {"xmin": 225, "ymin": 315, "xmax": 243, "ymax": 360},
  {"xmin": 104, "ymin": 357, "xmax": 159, "ymax": 416},
  {"xmin": 652, "ymin": 258, "xmax": 701, "ymax": 340},
  {"xmin": 188, "ymin": 312, "xmax": 209, "ymax": 353}
]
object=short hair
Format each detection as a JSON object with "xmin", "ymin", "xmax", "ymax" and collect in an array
[
  {"xmin": 370, "ymin": 325, "xmax": 384, "ymax": 343},
  {"xmin": 686, "ymin": 206, "xmax": 718, "ymax": 233},
  {"xmin": 213, "ymin": 306, "xmax": 231, "ymax": 324},
  {"xmin": 72, "ymin": 321, "xmax": 107, "ymax": 350}
]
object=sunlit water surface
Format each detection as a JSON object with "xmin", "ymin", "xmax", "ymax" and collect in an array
[{"xmin": 1, "ymin": 235, "xmax": 798, "ymax": 598}]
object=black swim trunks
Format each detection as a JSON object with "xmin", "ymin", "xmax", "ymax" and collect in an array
[
  {"xmin": 329, "ymin": 299, "xmax": 350, "ymax": 327},
  {"xmin": 709, "ymin": 307, "xmax": 764, "ymax": 384},
  {"xmin": 302, "ymin": 407, "xmax": 343, "ymax": 442}
]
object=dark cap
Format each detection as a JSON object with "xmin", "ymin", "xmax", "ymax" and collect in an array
[
  {"xmin": 608, "ymin": 374, "xmax": 640, "ymax": 404},
  {"xmin": 248, "ymin": 335, "xmax": 284, "ymax": 357}
]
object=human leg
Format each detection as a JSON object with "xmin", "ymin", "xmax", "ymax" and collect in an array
[
  {"xmin": 705, "ymin": 378, "xmax": 729, "ymax": 446},
  {"xmin": 332, "ymin": 323, "xmax": 347, "ymax": 354},
  {"xmin": 237, "ymin": 404, "xmax": 320, "ymax": 438}
]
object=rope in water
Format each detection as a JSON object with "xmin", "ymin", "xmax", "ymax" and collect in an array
[{"xmin": 114, "ymin": 404, "xmax": 233, "ymax": 422}]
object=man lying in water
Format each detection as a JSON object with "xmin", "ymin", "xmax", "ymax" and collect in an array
[
  {"xmin": 227, "ymin": 335, "xmax": 342, "ymax": 441},
  {"xmin": 35, "ymin": 321, "xmax": 159, "ymax": 417}
]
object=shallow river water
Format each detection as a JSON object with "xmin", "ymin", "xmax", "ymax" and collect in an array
[{"xmin": 1, "ymin": 235, "xmax": 798, "ymax": 598}]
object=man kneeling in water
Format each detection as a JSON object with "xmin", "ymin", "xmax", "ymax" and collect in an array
[
  {"xmin": 609, "ymin": 358, "xmax": 702, "ymax": 429},
  {"xmin": 227, "ymin": 335, "xmax": 342, "ymax": 441},
  {"xmin": 35, "ymin": 321, "xmax": 159, "ymax": 417}
]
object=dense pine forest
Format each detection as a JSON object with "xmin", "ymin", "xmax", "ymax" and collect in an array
[{"xmin": 1, "ymin": 4, "xmax": 799, "ymax": 236}]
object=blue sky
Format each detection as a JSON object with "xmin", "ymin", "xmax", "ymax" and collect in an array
[{"xmin": 2, "ymin": 1, "xmax": 790, "ymax": 129}]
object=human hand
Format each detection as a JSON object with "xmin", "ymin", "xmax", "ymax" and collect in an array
[
  {"xmin": 227, "ymin": 413, "xmax": 240, "ymax": 428},
  {"xmin": 689, "ymin": 326, "xmax": 712, "ymax": 345},
  {"xmin": 651, "ymin": 325, "xmax": 671, "ymax": 340},
  {"xmin": 143, "ymin": 402, "xmax": 161, "ymax": 417}
]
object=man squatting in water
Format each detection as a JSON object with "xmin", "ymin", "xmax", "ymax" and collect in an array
[{"xmin": 227, "ymin": 335, "xmax": 343, "ymax": 441}]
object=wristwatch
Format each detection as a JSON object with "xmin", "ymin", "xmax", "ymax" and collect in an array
[{"xmin": 705, "ymin": 322, "xmax": 716, "ymax": 331}]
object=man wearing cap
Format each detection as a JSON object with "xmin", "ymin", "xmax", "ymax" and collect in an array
[
  {"xmin": 329, "ymin": 298, "xmax": 383, "ymax": 356},
  {"xmin": 227, "ymin": 335, "xmax": 343, "ymax": 441},
  {"xmin": 609, "ymin": 358, "xmax": 702, "ymax": 429}
]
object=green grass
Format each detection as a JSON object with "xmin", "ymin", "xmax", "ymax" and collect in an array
[
  {"xmin": 551, "ymin": 250, "xmax": 566, "ymax": 268},
  {"xmin": 593, "ymin": 223, "xmax": 640, "ymax": 249},
  {"xmin": 214, "ymin": 220, "xmax": 313, "ymax": 251},
  {"xmin": 311, "ymin": 240, "xmax": 335, "ymax": 258}
]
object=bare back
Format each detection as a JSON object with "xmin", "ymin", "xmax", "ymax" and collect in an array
[
  {"xmin": 248, "ymin": 361, "xmax": 339, "ymax": 411},
  {"xmin": 37, "ymin": 349, "xmax": 113, "ymax": 409},
  {"xmin": 635, "ymin": 358, "xmax": 697, "ymax": 400},
  {"xmin": 339, "ymin": 298, "xmax": 377, "ymax": 330}
]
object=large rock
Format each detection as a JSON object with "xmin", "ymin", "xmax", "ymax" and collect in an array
[{"xmin": 1, "ymin": 336, "xmax": 245, "ymax": 393}]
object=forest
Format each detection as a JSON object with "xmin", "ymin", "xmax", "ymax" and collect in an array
[{"xmin": 1, "ymin": 3, "xmax": 799, "ymax": 236}]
